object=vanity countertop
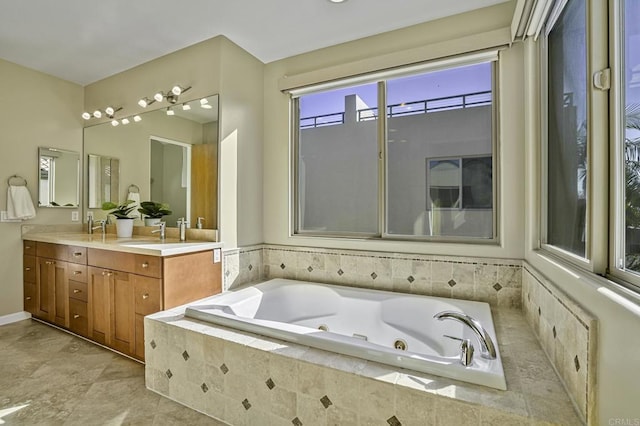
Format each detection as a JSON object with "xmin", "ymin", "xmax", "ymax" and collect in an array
[{"xmin": 22, "ymin": 232, "xmax": 223, "ymax": 257}]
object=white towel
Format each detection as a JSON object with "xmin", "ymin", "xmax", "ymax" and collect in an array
[
  {"xmin": 127, "ymin": 192, "xmax": 141, "ymax": 218},
  {"xmin": 7, "ymin": 185, "xmax": 36, "ymax": 220}
]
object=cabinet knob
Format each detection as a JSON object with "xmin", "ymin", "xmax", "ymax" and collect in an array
[
  {"xmin": 73, "ymin": 271, "xmax": 82, "ymax": 275},
  {"xmin": 102, "ymin": 270, "xmax": 113, "ymax": 276},
  {"xmin": 141, "ymin": 262, "xmax": 149, "ymax": 268},
  {"xmin": 73, "ymin": 252, "xmax": 83, "ymax": 257},
  {"xmin": 25, "ymin": 267, "xmax": 31, "ymax": 271},
  {"xmin": 45, "ymin": 261, "xmax": 55, "ymax": 265},
  {"xmin": 25, "ymin": 245, "xmax": 31, "ymax": 250},
  {"xmin": 73, "ymin": 314, "xmax": 80, "ymax": 319},
  {"xmin": 142, "ymin": 293, "xmax": 149, "ymax": 300},
  {"xmin": 73, "ymin": 289, "xmax": 81, "ymax": 294},
  {"xmin": 25, "ymin": 296, "xmax": 31, "ymax": 301}
]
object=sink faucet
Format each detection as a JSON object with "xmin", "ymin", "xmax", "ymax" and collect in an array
[
  {"xmin": 151, "ymin": 222, "xmax": 166, "ymax": 240},
  {"xmin": 91, "ymin": 220, "xmax": 106, "ymax": 235},
  {"xmin": 434, "ymin": 311, "xmax": 497, "ymax": 360}
]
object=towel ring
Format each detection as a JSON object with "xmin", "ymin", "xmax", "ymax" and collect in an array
[
  {"xmin": 7, "ymin": 175, "xmax": 27, "ymax": 187},
  {"xmin": 128, "ymin": 184, "xmax": 140, "ymax": 193}
]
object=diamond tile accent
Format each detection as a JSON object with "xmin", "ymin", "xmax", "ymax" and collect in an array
[
  {"xmin": 574, "ymin": 355, "xmax": 580, "ymax": 372},
  {"xmin": 220, "ymin": 363, "xmax": 229, "ymax": 374},
  {"xmin": 292, "ymin": 418, "xmax": 303, "ymax": 426},
  {"xmin": 407, "ymin": 275, "xmax": 415, "ymax": 283},
  {"xmin": 387, "ymin": 416, "xmax": 402, "ymax": 426},
  {"xmin": 371, "ymin": 272, "xmax": 377, "ymax": 280},
  {"xmin": 165, "ymin": 369, "xmax": 173, "ymax": 379},
  {"xmin": 527, "ymin": 292, "xmax": 531, "ymax": 302},
  {"xmin": 182, "ymin": 350, "xmax": 190, "ymax": 361},
  {"xmin": 337, "ymin": 269, "xmax": 344, "ymax": 276},
  {"xmin": 248, "ymin": 264, "xmax": 253, "ymax": 271},
  {"xmin": 225, "ymin": 269, "xmax": 231, "ymax": 277},
  {"xmin": 150, "ymin": 339, "xmax": 156, "ymax": 349},
  {"xmin": 307, "ymin": 266, "xmax": 313, "ymax": 272},
  {"xmin": 242, "ymin": 398, "xmax": 252, "ymax": 410},
  {"xmin": 201, "ymin": 383, "xmax": 209, "ymax": 393},
  {"xmin": 538, "ymin": 307, "xmax": 542, "ymax": 316},
  {"xmin": 320, "ymin": 395, "xmax": 333, "ymax": 409},
  {"xmin": 448, "ymin": 279, "xmax": 457, "ymax": 287},
  {"xmin": 493, "ymin": 283, "xmax": 502, "ymax": 292},
  {"xmin": 266, "ymin": 378, "xmax": 276, "ymax": 390},
  {"xmin": 552, "ymin": 326, "xmax": 557, "ymax": 339},
  {"xmin": 280, "ymin": 263, "xmax": 286, "ymax": 270}
]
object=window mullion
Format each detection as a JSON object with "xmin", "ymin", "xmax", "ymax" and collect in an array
[{"xmin": 378, "ymin": 80, "xmax": 387, "ymax": 238}]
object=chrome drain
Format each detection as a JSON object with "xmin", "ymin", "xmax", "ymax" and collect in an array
[
  {"xmin": 318, "ymin": 324, "xmax": 329, "ymax": 331},
  {"xmin": 394, "ymin": 339, "xmax": 407, "ymax": 351}
]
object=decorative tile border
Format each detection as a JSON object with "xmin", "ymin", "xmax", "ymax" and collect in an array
[
  {"xmin": 223, "ymin": 244, "xmax": 522, "ymax": 308},
  {"xmin": 522, "ymin": 262, "xmax": 597, "ymax": 425}
]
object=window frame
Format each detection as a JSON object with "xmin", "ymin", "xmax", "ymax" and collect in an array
[{"xmin": 290, "ymin": 55, "xmax": 500, "ymax": 244}]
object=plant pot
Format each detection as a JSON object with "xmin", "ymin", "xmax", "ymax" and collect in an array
[
  {"xmin": 116, "ymin": 218, "xmax": 134, "ymax": 238},
  {"xmin": 144, "ymin": 218, "xmax": 162, "ymax": 227}
]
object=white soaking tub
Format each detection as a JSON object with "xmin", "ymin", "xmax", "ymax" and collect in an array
[{"xmin": 185, "ymin": 278, "xmax": 507, "ymax": 390}]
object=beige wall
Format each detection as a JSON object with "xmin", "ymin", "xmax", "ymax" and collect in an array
[
  {"xmin": 0, "ymin": 58, "xmax": 83, "ymax": 317},
  {"xmin": 85, "ymin": 36, "xmax": 264, "ymax": 249},
  {"xmin": 262, "ymin": 2, "xmax": 525, "ymax": 260}
]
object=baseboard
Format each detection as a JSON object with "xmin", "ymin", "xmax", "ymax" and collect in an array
[{"xmin": 0, "ymin": 311, "xmax": 31, "ymax": 326}]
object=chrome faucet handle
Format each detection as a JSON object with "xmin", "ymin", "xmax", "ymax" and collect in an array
[
  {"xmin": 444, "ymin": 335, "xmax": 475, "ymax": 366},
  {"xmin": 151, "ymin": 221, "xmax": 166, "ymax": 240},
  {"xmin": 91, "ymin": 220, "xmax": 106, "ymax": 234}
]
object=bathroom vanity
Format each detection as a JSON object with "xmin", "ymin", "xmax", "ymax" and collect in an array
[{"xmin": 22, "ymin": 233, "xmax": 222, "ymax": 361}]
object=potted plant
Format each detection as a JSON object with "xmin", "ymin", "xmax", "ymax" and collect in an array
[
  {"xmin": 102, "ymin": 199, "xmax": 137, "ymax": 237},
  {"xmin": 137, "ymin": 201, "xmax": 172, "ymax": 226}
]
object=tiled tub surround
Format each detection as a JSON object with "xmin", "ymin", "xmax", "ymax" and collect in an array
[
  {"xmin": 522, "ymin": 264, "xmax": 597, "ymax": 425},
  {"xmin": 145, "ymin": 306, "xmax": 582, "ymax": 425},
  {"xmin": 224, "ymin": 245, "xmax": 522, "ymax": 308}
]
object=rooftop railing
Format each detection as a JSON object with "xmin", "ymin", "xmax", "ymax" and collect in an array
[{"xmin": 300, "ymin": 90, "xmax": 492, "ymax": 129}]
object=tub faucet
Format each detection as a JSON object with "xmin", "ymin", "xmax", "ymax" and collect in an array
[
  {"xmin": 434, "ymin": 311, "xmax": 497, "ymax": 360},
  {"xmin": 151, "ymin": 222, "xmax": 166, "ymax": 240}
]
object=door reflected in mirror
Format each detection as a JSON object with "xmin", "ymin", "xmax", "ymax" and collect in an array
[
  {"xmin": 87, "ymin": 155, "xmax": 120, "ymax": 208},
  {"xmin": 38, "ymin": 147, "xmax": 80, "ymax": 208},
  {"xmin": 83, "ymin": 94, "xmax": 218, "ymax": 228}
]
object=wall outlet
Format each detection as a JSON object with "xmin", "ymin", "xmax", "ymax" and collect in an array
[
  {"xmin": 71, "ymin": 211, "xmax": 79, "ymax": 222},
  {"xmin": 0, "ymin": 211, "xmax": 22, "ymax": 223}
]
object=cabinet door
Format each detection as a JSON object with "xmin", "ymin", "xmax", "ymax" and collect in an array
[
  {"xmin": 88, "ymin": 267, "xmax": 111, "ymax": 345},
  {"xmin": 133, "ymin": 275, "xmax": 162, "ymax": 359},
  {"xmin": 52, "ymin": 261, "xmax": 68, "ymax": 327},
  {"xmin": 110, "ymin": 271, "xmax": 134, "ymax": 355},
  {"xmin": 36, "ymin": 258, "xmax": 55, "ymax": 321}
]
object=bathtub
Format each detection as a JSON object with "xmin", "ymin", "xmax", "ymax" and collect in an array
[{"xmin": 185, "ymin": 278, "xmax": 507, "ymax": 390}]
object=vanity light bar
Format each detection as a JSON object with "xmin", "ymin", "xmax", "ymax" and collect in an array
[{"xmin": 81, "ymin": 106, "xmax": 122, "ymax": 120}]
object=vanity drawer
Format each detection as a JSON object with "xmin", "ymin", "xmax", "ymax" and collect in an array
[
  {"xmin": 37, "ymin": 242, "xmax": 68, "ymax": 262},
  {"xmin": 88, "ymin": 249, "xmax": 135, "ymax": 273},
  {"xmin": 69, "ymin": 280, "xmax": 88, "ymax": 302},
  {"xmin": 68, "ymin": 246, "xmax": 87, "ymax": 265},
  {"xmin": 134, "ymin": 255, "xmax": 162, "ymax": 278},
  {"xmin": 68, "ymin": 263, "xmax": 88, "ymax": 283},
  {"xmin": 24, "ymin": 282, "xmax": 36, "ymax": 314},
  {"xmin": 23, "ymin": 241, "xmax": 36, "ymax": 256},
  {"xmin": 23, "ymin": 255, "xmax": 36, "ymax": 282},
  {"xmin": 134, "ymin": 276, "xmax": 162, "ymax": 315},
  {"xmin": 68, "ymin": 299, "xmax": 88, "ymax": 337}
]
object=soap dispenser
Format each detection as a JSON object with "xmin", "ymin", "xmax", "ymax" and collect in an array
[{"xmin": 177, "ymin": 217, "xmax": 188, "ymax": 241}]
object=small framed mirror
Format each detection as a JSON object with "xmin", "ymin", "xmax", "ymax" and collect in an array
[
  {"xmin": 38, "ymin": 147, "xmax": 80, "ymax": 208},
  {"xmin": 87, "ymin": 154, "xmax": 120, "ymax": 208}
]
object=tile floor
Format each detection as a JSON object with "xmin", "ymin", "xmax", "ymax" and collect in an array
[{"xmin": 0, "ymin": 319, "xmax": 225, "ymax": 425}]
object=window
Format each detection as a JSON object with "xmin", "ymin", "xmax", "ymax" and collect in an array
[
  {"xmin": 543, "ymin": 0, "xmax": 588, "ymax": 259},
  {"xmin": 292, "ymin": 60, "xmax": 496, "ymax": 241}
]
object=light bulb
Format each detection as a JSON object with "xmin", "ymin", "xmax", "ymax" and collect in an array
[
  {"xmin": 133, "ymin": 115, "xmax": 142, "ymax": 122},
  {"xmin": 138, "ymin": 98, "xmax": 148, "ymax": 108},
  {"xmin": 82, "ymin": 112, "xmax": 91, "ymax": 120},
  {"xmin": 166, "ymin": 108, "xmax": 175, "ymax": 116},
  {"xmin": 171, "ymin": 86, "xmax": 182, "ymax": 95},
  {"xmin": 201, "ymin": 104, "xmax": 212, "ymax": 109},
  {"xmin": 111, "ymin": 119, "xmax": 119, "ymax": 126},
  {"xmin": 93, "ymin": 110, "xmax": 102, "ymax": 118},
  {"xmin": 105, "ymin": 106, "xmax": 115, "ymax": 116},
  {"xmin": 122, "ymin": 118, "xmax": 130, "ymax": 125},
  {"xmin": 154, "ymin": 92, "xmax": 164, "ymax": 102},
  {"xmin": 200, "ymin": 98, "xmax": 208, "ymax": 105},
  {"xmin": 182, "ymin": 104, "xmax": 191, "ymax": 111}
]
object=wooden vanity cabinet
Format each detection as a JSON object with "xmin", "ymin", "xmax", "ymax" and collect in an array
[{"xmin": 23, "ymin": 240, "xmax": 221, "ymax": 361}]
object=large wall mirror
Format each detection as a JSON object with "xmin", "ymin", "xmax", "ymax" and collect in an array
[
  {"xmin": 83, "ymin": 94, "xmax": 219, "ymax": 229},
  {"xmin": 38, "ymin": 147, "xmax": 80, "ymax": 208}
]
